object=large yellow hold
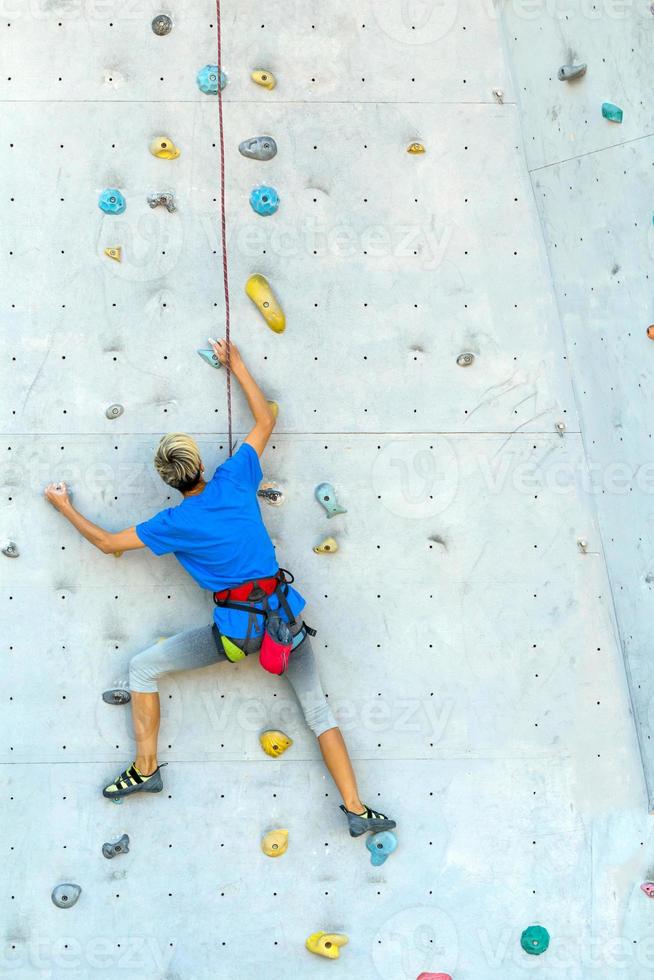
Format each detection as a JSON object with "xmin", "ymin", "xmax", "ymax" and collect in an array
[
  {"xmin": 261, "ymin": 829, "xmax": 288, "ymax": 857},
  {"xmin": 245, "ymin": 274, "xmax": 286, "ymax": 333},
  {"xmin": 306, "ymin": 933, "xmax": 349, "ymax": 959},
  {"xmin": 259, "ymin": 729, "xmax": 293, "ymax": 757}
]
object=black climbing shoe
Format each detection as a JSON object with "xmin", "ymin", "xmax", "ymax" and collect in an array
[
  {"xmin": 103, "ymin": 762, "xmax": 167, "ymax": 800},
  {"xmin": 340, "ymin": 804, "xmax": 396, "ymax": 838}
]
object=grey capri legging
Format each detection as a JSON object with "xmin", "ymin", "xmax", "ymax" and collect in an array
[{"xmin": 128, "ymin": 617, "xmax": 337, "ymax": 738}]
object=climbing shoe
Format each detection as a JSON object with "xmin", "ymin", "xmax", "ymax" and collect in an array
[
  {"xmin": 339, "ymin": 803, "xmax": 396, "ymax": 838},
  {"xmin": 102, "ymin": 762, "xmax": 167, "ymax": 800}
]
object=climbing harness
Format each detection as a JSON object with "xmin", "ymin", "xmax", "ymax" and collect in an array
[
  {"xmin": 212, "ymin": 569, "xmax": 316, "ymax": 674},
  {"xmin": 214, "ymin": 0, "xmax": 233, "ymax": 454}
]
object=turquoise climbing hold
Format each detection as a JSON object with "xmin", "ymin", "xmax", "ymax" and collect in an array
[
  {"xmin": 250, "ymin": 185, "xmax": 280, "ymax": 217},
  {"xmin": 99, "ymin": 189, "xmax": 126, "ymax": 214},
  {"xmin": 315, "ymin": 482, "xmax": 347, "ymax": 519},
  {"xmin": 520, "ymin": 925, "xmax": 550, "ymax": 956},
  {"xmin": 366, "ymin": 831, "xmax": 397, "ymax": 866},
  {"xmin": 197, "ymin": 64, "xmax": 227, "ymax": 94},
  {"xmin": 197, "ymin": 348, "xmax": 222, "ymax": 369},
  {"xmin": 601, "ymin": 102, "xmax": 623, "ymax": 123}
]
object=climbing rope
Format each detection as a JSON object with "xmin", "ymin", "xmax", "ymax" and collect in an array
[{"xmin": 214, "ymin": 0, "xmax": 233, "ymax": 455}]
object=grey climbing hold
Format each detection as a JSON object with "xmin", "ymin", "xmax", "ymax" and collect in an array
[
  {"xmin": 257, "ymin": 482, "xmax": 284, "ymax": 506},
  {"xmin": 147, "ymin": 192, "xmax": 176, "ymax": 212},
  {"xmin": 239, "ymin": 136, "xmax": 278, "ymax": 161},
  {"xmin": 51, "ymin": 883, "xmax": 81, "ymax": 909},
  {"xmin": 456, "ymin": 352, "xmax": 475, "ymax": 367},
  {"xmin": 152, "ymin": 13, "xmax": 172, "ymax": 35},
  {"xmin": 315, "ymin": 482, "xmax": 347, "ymax": 519},
  {"xmin": 102, "ymin": 689, "xmax": 131, "ymax": 705},
  {"xmin": 577, "ymin": 538, "xmax": 588, "ymax": 553},
  {"xmin": 102, "ymin": 833, "xmax": 130, "ymax": 859},
  {"xmin": 197, "ymin": 348, "xmax": 222, "ymax": 369},
  {"xmin": 105, "ymin": 403, "xmax": 124, "ymax": 420},
  {"xmin": 555, "ymin": 421, "xmax": 566, "ymax": 436},
  {"xmin": 558, "ymin": 63, "xmax": 587, "ymax": 81},
  {"xmin": 2, "ymin": 541, "xmax": 19, "ymax": 558}
]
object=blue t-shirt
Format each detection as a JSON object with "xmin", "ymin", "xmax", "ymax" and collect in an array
[{"xmin": 135, "ymin": 443, "xmax": 305, "ymax": 638}]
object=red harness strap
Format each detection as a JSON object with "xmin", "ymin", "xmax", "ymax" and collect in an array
[{"xmin": 213, "ymin": 575, "xmax": 279, "ymax": 604}]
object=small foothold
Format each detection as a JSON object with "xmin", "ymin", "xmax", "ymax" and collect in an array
[
  {"xmin": 520, "ymin": 925, "xmax": 550, "ymax": 956},
  {"xmin": 306, "ymin": 932, "xmax": 348, "ymax": 960},
  {"xmin": 267, "ymin": 400, "xmax": 279, "ymax": 419},
  {"xmin": 407, "ymin": 142, "xmax": 426, "ymax": 154},
  {"xmin": 456, "ymin": 352, "xmax": 475, "ymax": 367},
  {"xmin": 105, "ymin": 403, "xmax": 124, "ymax": 420},
  {"xmin": 99, "ymin": 188, "xmax": 126, "ymax": 215},
  {"xmin": 577, "ymin": 538, "xmax": 588, "ymax": 553},
  {"xmin": 314, "ymin": 536, "xmax": 338, "ymax": 554},
  {"xmin": 641, "ymin": 882, "xmax": 654, "ymax": 898},
  {"xmin": 555, "ymin": 421, "xmax": 566, "ymax": 436},
  {"xmin": 197, "ymin": 348, "xmax": 222, "ymax": 369},
  {"xmin": 197, "ymin": 64, "xmax": 227, "ymax": 94},
  {"xmin": 152, "ymin": 13, "xmax": 172, "ymax": 35},
  {"xmin": 147, "ymin": 192, "xmax": 176, "ymax": 212},
  {"xmin": 601, "ymin": 101, "xmax": 623, "ymax": 123},
  {"xmin": 104, "ymin": 247, "xmax": 122, "ymax": 262},
  {"xmin": 417, "ymin": 974, "xmax": 453, "ymax": 980},
  {"xmin": 259, "ymin": 729, "xmax": 293, "ymax": 757},
  {"xmin": 558, "ymin": 63, "xmax": 587, "ymax": 81},
  {"xmin": 113, "ymin": 551, "xmax": 123, "ymax": 558},
  {"xmin": 251, "ymin": 69, "xmax": 276, "ymax": 89},
  {"xmin": 102, "ymin": 833, "xmax": 130, "ymax": 859},
  {"xmin": 315, "ymin": 482, "xmax": 347, "ymax": 519},
  {"xmin": 257, "ymin": 482, "xmax": 284, "ymax": 506},
  {"xmin": 2, "ymin": 541, "xmax": 19, "ymax": 558},
  {"xmin": 245, "ymin": 274, "xmax": 285, "ymax": 333},
  {"xmin": 250, "ymin": 185, "xmax": 280, "ymax": 217},
  {"xmin": 492, "ymin": 87, "xmax": 504, "ymax": 103},
  {"xmin": 149, "ymin": 135, "xmax": 181, "ymax": 159},
  {"xmin": 102, "ymin": 689, "xmax": 131, "ymax": 705},
  {"xmin": 366, "ymin": 830, "xmax": 397, "ymax": 866},
  {"xmin": 51, "ymin": 883, "xmax": 81, "ymax": 909},
  {"xmin": 239, "ymin": 136, "xmax": 278, "ymax": 161},
  {"xmin": 261, "ymin": 829, "xmax": 289, "ymax": 857},
  {"xmin": 647, "ymin": 325, "xmax": 654, "ymax": 340}
]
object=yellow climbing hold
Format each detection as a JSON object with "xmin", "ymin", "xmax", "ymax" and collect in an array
[
  {"xmin": 259, "ymin": 729, "xmax": 293, "ymax": 758},
  {"xmin": 261, "ymin": 829, "xmax": 289, "ymax": 857},
  {"xmin": 251, "ymin": 69, "xmax": 276, "ymax": 89},
  {"xmin": 306, "ymin": 933, "xmax": 349, "ymax": 960},
  {"xmin": 149, "ymin": 135, "xmax": 181, "ymax": 159},
  {"xmin": 267, "ymin": 400, "xmax": 279, "ymax": 419},
  {"xmin": 407, "ymin": 142, "xmax": 426, "ymax": 154},
  {"xmin": 314, "ymin": 537, "xmax": 338, "ymax": 555},
  {"xmin": 112, "ymin": 551, "xmax": 124, "ymax": 558},
  {"xmin": 104, "ymin": 247, "xmax": 122, "ymax": 262},
  {"xmin": 245, "ymin": 274, "xmax": 286, "ymax": 333}
]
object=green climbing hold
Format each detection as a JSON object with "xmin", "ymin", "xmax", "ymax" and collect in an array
[
  {"xmin": 601, "ymin": 102, "xmax": 623, "ymax": 123},
  {"xmin": 520, "ymin": 925, "xmax": 550, "ymax": 956}
]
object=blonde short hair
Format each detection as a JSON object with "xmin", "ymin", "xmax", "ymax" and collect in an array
[{"xmin": 153, "ymin": 433, "xmax": 202, "ymax": 490}]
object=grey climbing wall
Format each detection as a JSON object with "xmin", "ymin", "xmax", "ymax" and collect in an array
[
  {"xmin": 500, "ymin": 0, "xmax": 654, "ymax": 815},
  {"xmin": 2, "ymin": 2, "xmax": 653, "ymax": 978}
]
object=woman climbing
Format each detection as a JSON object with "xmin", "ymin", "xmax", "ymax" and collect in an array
[{"xmin": 44, "ymin": 338, "xmax": 396, "ymax": 838}]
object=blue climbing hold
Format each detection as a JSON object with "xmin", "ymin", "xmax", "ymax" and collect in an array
[
  {"xmin": 366, "ymin": 831, "xmax": 397, "ymax": 866},
  {"xmin": 99, "ymin": 188, "xmax": 126, "ymax": 214},
  {"xmin": 197, "ymin": 348, "xmax": 222, "ymax": 369},
  {"xmin": 250, "ymin": 185, "xmax": 280, "ymax": 217},
  {"xmin": 601, "ymin": 102, "xmax": 623, "ymax": 123},
  {"xmin": 197, "ymin": 64, "xmax": 227, "ymax": 94}
]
